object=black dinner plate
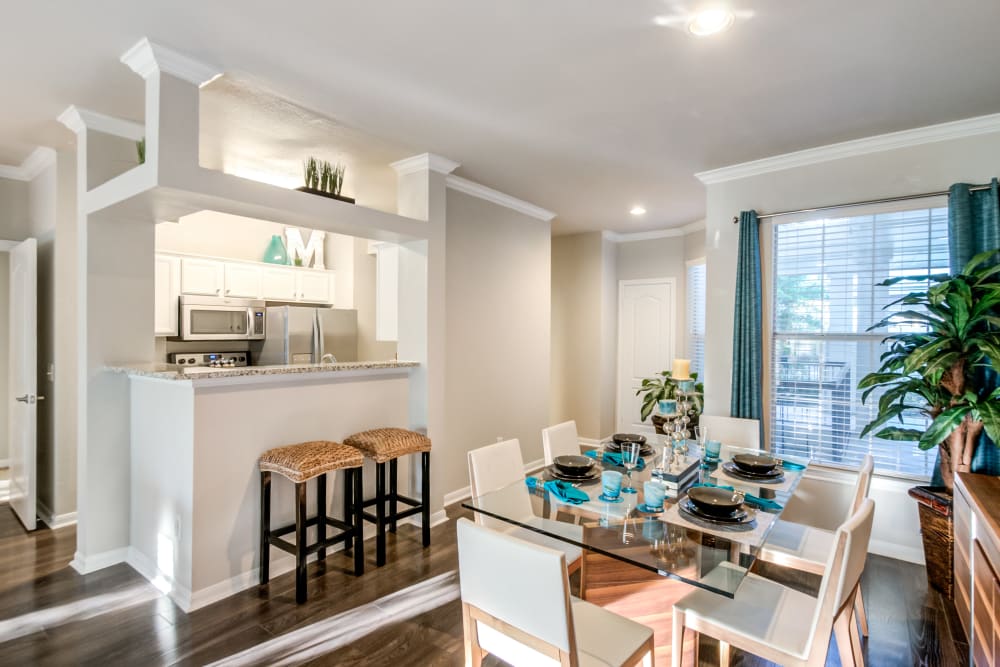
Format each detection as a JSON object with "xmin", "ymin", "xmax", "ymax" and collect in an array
[
  {"xmin": 680, "ymin": 499, "xmax": 751, "ymax": 525},
  {"xmin": 545, "ymin": 466, "xmax": 601, "ymax": 483},
  {"xmin": 604, "ymin": 441, "xmax": 655, "ymax": 457},
  {"xmin": 722, "ymin": 462, "xmax": 784, "ymax": 483}
]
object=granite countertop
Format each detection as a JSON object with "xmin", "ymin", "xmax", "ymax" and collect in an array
[{"xmin": 106, "ymin": 360, "xmax": 420, "ymax": 381}]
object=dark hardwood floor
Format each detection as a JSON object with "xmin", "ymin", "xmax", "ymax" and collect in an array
[{"xmin": 0, "ymin": 503, "xmax": 970, "ymax": 666}]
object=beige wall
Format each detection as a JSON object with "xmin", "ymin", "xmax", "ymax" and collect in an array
[
  {"xmin": 444, "ymin": 189, "xmax": 551, "ymax": 491},
  {"xmin": 550, "ymin": 232, "xmax": 618, "ymax": 440}
]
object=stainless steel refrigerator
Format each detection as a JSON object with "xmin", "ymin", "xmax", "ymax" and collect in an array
[{"xmin": 255, "ymin": 306, "xmax": 358, "ymax": 365}]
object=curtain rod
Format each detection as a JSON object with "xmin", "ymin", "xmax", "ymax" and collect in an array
[{"xmin": 731, "ymin": 183, "xmax": 994, "ymax": 224}]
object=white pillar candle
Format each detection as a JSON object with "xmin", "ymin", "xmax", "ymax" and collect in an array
[{"xmin": 672, "ymin": 358, "xmax": 691, "ymax": 380}]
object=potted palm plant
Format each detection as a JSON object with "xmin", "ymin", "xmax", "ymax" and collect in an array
[{"xmin": 858, "ymin": 247, "xmax": 1000, "ymax": 595}]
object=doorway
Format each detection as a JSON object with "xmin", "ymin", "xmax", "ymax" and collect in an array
[
  {"xmin": 1, "ymin": 238, "xmax": 37, "ymax": 530},
  {"xmin": 616, "ymin": 278, "xmax": 675, "ymax": 435}
]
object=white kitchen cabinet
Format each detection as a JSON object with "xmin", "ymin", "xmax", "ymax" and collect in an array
[
  {"xmin": 261, "ymin": 266, "xmax": 298, "ymax": 301},
  {"xmin": 223, "ymin": 262, "xmax": 262, "ymax": 298},
  {"xmin": 154, "ymin": 255, "xmax": 181, "ymax": 336},
  {"xmin": 375, "ymin": 244, "xmax": 399, "ymax": 341},
  {"xmin": 297, "ymin": 270, "xmax": 335, "ymax": 303},
  {"xmin": 180, "ymin": 257, "xmax": 225, "ymax": 296},
  {"xmin": 163, "ymin": 252, "xmax": 335, "ymax": 305}
]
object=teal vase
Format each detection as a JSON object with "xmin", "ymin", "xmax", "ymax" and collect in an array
[{"xmin": 263, "ymin": 235, "xmax": 289, "ymax": 265}]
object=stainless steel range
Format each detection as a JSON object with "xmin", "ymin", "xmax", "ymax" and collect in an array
[{"xmin": 169, "ymin": 352, "xmax": 250, "ymax": 368}]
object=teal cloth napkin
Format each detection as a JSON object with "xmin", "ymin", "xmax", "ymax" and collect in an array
[
  {"xmin": 525, "ymin": 477, "xmax": 590, "ymax": 504},
  {"xmin": 693, "ymin": 482, "xmax": 783, "ymax": 512},
  {"xmin": 780, "ymin": 459, "xmax": 806, "ymax": 471},
  {"xmin": 585, "ymin": 449, "xmax": 646, "ymax": 470}
]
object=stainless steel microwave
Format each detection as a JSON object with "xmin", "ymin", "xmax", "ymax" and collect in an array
[{"xmin": 175, "ymin": 296, "xmax": 266, "ymax": 341}]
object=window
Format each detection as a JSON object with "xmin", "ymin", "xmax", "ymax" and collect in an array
[
  {"xmin": 770, "ymin": 205, "xmax": 949, "ymax": 478},
  {"xmin": 687, "ymin": 260, "xmax": 706, "ymax": 377}
]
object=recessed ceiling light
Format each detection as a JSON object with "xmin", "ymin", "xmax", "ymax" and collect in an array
[
  {"xmin": 630, "ymin": 206, "xmax": 646, "ymax": 216},
  {"xmin": 687, "ymin": 8, "xmax": 735, "ymax": 36}
]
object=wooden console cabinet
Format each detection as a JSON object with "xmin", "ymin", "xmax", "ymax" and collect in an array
[{"xmin": 954, "ymin": 472, "xmax": 1000, "ymax": 666}]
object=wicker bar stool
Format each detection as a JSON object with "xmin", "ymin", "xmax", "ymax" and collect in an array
[
  {"xmin": 343, "ymin": 428, "xmax": 432, "ymax": 566},
  {"xmin": 259, "ymin": 440, "xmax": 364, "ymax": 603}
]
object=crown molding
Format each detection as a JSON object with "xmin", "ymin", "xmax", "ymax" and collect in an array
[
  {"xmin": 57, "ymin": 105, "xmax": 143, "ymax": 140},
  {"xmin": 445, "ymin": 175, "xmax": 556, "ymax": 222},
  {"xmin": 603, "ymin": 219, "xmax": 705, "ymax": 243},
  {"xmin": 389, "ymin": 153, "xmax": 461, "ymax": 176},
  {"xmin": 120, "ymin": 37, "xmax": 223, "ymax": 87},
  {"xmin": 0, "ymin": 147, "xmax": 56, "ymax": 181},
  {"xmin": 695, "ymin": 112, "xmax": 1000, "ymax": 185}
]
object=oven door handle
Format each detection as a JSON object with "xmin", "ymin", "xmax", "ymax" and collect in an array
[{"xmin": 247, "ymin": 308, "xmax": 253, "ymax": 339}]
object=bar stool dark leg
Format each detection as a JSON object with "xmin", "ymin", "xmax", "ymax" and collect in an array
[
  {"xmin": 389, "ymin": 458, "xmax": 398, "ymax": 534},
  {"xmin": 343, "ymin": 468, "xmax": 354, "ymax": 555},
  {"xmin": 421, "ymin": 452, "xmax": 431, "ymax": 548},
  {"xmin": 317, "ymin": 474, "xmax": 327, "ymax": 561},
  {"xmin": 375, "ymin": 461, "xmax": 387, "ymax": 567},
  {"xmin": 259, "ymin": 471, "xmax": 271, "ymax": 585},
  {"xmin": 295, "ymin": 481, "xmax": 308, "ymax": 604},
  {"xmin": 353, "ymin": 467, "xmax": 364, "ymax": 575}
]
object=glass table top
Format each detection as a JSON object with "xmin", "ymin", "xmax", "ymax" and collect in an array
[{"xmin": 461, "ymin": 442, "xmax": 810, "ymax": 598}]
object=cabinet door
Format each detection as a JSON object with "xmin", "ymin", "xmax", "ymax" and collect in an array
[
  {"xmin": 224, "ymin": 262, "xmax": 262, "ymax": 298},
  {"xmin": 375, "ymin": 244, "xmax": 398, "ymax": 341},
  {"xmin": 180, "ymin": 258, "xmax": 224, "ymax": 296},
  {"xmin": 297, "ymin": 270, "xmax": 334, "ymax": 304},
  {"xmin": 261, "ymin": 266, "xmax": 298, "ymax": 301},
  {"xmin": 154, "ymin": 255, "xmax": 180, "ymax": 336}
]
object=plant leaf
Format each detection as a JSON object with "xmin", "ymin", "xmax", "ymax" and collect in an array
[{"xmin": 919, "ymin": 406, "xmax": 971, "ymax": 450}]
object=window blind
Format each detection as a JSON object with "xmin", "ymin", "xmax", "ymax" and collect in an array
[
  {"xmin": 770, "ymin": 206, "xmax": 949, "ymax": 478},
  {"xmin": 687, "ymin": 261, "xmax": 706, "ymax": 377}
]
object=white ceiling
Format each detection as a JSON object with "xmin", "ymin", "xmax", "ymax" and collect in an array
[{"xmin": 3, "ymin": 1, "xmax": 1000, "ymax": 234}]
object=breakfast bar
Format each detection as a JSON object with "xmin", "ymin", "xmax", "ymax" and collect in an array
[{"xmin": 111, "ymin": 361, "xmax": 419, "ymax": 611}]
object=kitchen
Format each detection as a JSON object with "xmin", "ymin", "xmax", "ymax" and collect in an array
[{"xmin": 114, "ymin": 209, "xmax": 421, "ymax": 610}]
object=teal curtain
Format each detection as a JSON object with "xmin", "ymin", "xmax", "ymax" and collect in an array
[
  {"xmin": 730, "ymin": 210, "xmax": 764, "ymax": 432},
  {"xmin": 933, "ymin": 178, "xmax": 1000, "ymax": 484}
]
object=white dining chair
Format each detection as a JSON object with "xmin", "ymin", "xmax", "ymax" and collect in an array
[
  {"xmin": 698, "ymin": 415, "xmax": 761, "ymax": 450},
  {"xmin": 467, "ymin": 439, "xmax": 587, "ymax": 595},
  {"xmin": 542, "ymin": 420, "xmax": 582, "ymax": 465},
  {"xmin": 457, "ymin": 518, "xmax": 654, "ymax": 667},
  {"xmin": 672, "ymin": 498, "xmax": 875, "ymax": 667},
  {"xmin": 759, "ymin": 454, "xmax": 875, "ymax": 637}
]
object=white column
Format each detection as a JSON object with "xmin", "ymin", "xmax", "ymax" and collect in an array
[{"xmin": 391, "ymin": 154, "xmax": 457, "ymax": 515}]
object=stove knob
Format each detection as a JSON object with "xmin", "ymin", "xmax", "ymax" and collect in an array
[{"xmin": 178, "ymin": 358, "xmax": 186, "ymax": 364}]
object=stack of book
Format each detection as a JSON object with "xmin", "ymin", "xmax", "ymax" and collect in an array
[{"xmin": 652, "ymin": 456, "xmax": 700, "ymax": 497}]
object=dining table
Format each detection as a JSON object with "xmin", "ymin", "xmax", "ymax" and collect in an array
[{"xmin": 461, "ymin": 441, "xmax": 811, "ymax": 599}]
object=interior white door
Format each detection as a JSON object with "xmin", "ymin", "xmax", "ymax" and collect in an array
[
  {"xmin": 617, "ymin": 278, "xmax": 675, "ymax": 435},
  {"xmin": 9, "ymin": 238, "xmax": 37, "ymax": 530}
]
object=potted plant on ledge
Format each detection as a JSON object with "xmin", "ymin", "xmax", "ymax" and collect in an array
[
  {"xmin": 858, "ymin": 248, "xmax": 1000, "ymax": 596},
  {"xmin": 636, "ymin": 371, "xmax": 704, "ymax": 435}
]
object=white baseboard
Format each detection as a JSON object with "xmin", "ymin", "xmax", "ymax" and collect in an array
[
  {"xmin": 870, "ymin": 538, "xmax": 925, "ymax": 565},
  {"xmin": 70, "ymin": 547, "xmax": 129, "ymax": 574},
  {"xmin": 443, "ymin": 458, "xmax": 546, "ymax": 508},
  {"xmin": 400, "ymin": 509, "xmax": 449, "ymax": 530},
  {"xmin": 37, "ymin": 499, "xmax": 77, "ymax": 529},
  {"xmin": 0, "ymin": 478, "xmax": 8, "ymax": 503},
  {"xmin": 0, "ymin": 458, "xmax": 9, "ymax": 468}
]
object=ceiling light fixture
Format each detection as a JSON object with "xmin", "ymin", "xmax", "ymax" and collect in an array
[
  {"xmin": 687, "ymin": 8, "xmax": 735, "ymax": 36},
  {"xmin": 630, "ymin": 206, "xmax": 646, "ymax": 216}
]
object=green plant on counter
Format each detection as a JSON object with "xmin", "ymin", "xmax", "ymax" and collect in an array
[
  {"xmin": 136, "ymin": 137, "xmax": 146, "ymax": 165},
  {"xmin": 858, "ymin": 248, "xmax": 1000, "ymax": 490},
  {"xmin": 636, "ymin": 371, "xmax": 704, "ymax": 422}
]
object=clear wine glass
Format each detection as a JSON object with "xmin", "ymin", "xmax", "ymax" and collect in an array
[{"xmin": 621, "ymin": 442, "xmax": 640, "ymax": 493}]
